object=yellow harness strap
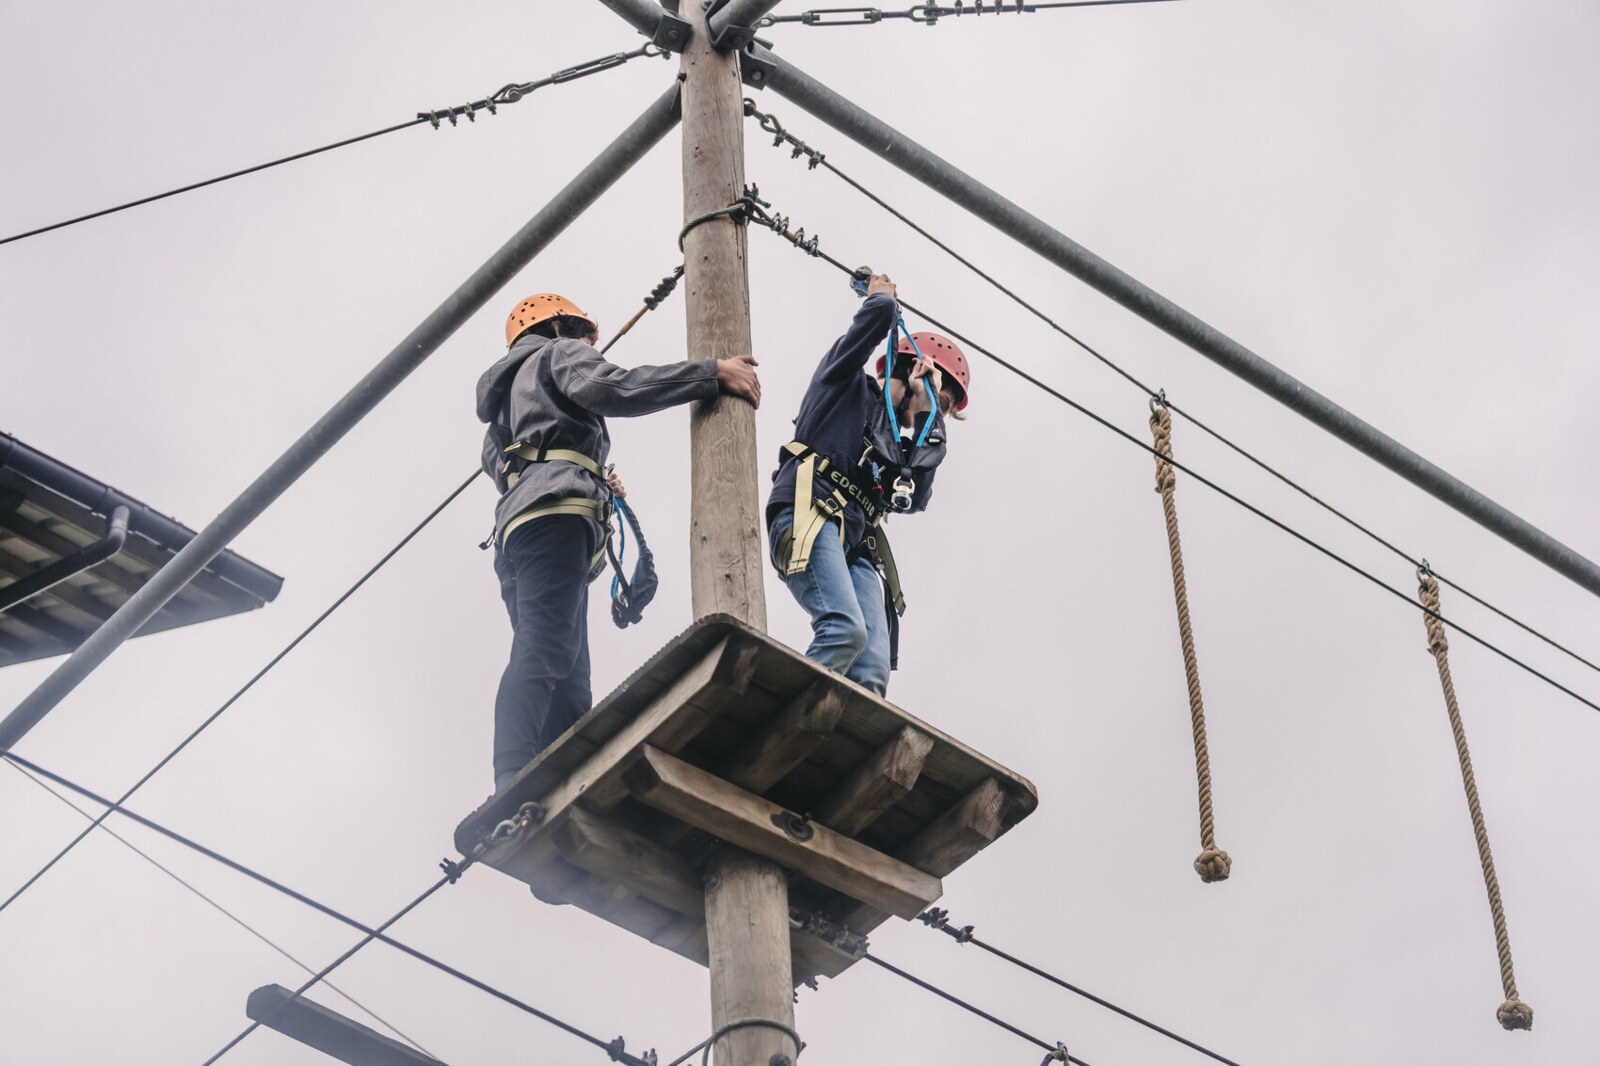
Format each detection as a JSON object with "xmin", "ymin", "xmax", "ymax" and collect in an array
[
  {"xmin": 502, "ymin": 441, "xmax": 604, "ymax": 488},
  {"xmin": 500, "ymin": 497, "xmax": 611, "ymax": 571},
  {"xmin": 780, "ymin": 442, "xmax": 848, "ymax": 576}
]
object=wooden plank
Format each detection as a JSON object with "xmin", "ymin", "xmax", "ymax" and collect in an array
[
  {"xmin": 623, "ymin": 746, "xmax": 942, "ymax": 919},
  {"xmin": 816, "ymin": 725, "xmax": 934, "ymax": 837},
  {"xmin": 901, "ymin": 776, "xmax": 1007, "ymax": 877},
  {"xmin": 723, "ymin": 680, "xmax": 844, "ymax": 795},
  {"xmin": 552, "ymin": 807, "xmax": 705, "ymax": 918},
  {"xmin": 835, "ymin": 777, "xmax": 1010, "ymax": 940}
]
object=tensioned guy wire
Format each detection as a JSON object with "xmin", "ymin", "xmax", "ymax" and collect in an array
[
  {"xmin": 916, "ymin": 908, "xmax": 1244, "ymax": 1066},
  {"xmin": 864, "ymin": 952, "xmax": 1083, "ymax": 1065},
  {"xmin": 0, "ymin": 42, "xmax": 666, "ymax": 247},
  {"xmin": 3, "ymin": 753, "xmax": 656, "ymax": 1066},
  {"xmin": 741, "ymin": 100, "xmax": 1600, "ymax": 682},
  {"xmin": 736, "ymin": 190, "xmax": 1600, "ymax": 714},
  {"xmin": 5, "ymin": 758, "xmax": 435, "ymax": 1058},
  {"xmin": 0, "ymin": 469, "xmax": 482, "ymax": 919}
]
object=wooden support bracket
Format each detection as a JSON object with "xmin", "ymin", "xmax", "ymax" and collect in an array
[
  {"xmin": 624, "ymin": 745, "xmax": 942, "ymax": 919},
  {"xmin": 816, "ymin": 725, "xmax": 935, "ymax": 837},
  {"xmin": 553, "ymin": 807, "xmax": 705, "ymax": 918},
  {"xmin": 723, "ymin": 679, "xmax": 844, "ymax": 794}
]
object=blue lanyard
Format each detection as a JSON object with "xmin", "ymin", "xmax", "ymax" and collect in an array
[
  {"xmin": 855, "ymin": 279, "xmax": 938, "ymax": 448},
  {"xmin": 886, "ymin": 315, "xmax": 939, "ymax": 448}
]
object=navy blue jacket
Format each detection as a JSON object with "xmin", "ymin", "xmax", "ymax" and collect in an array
[{"xmin": 767, "ymin": 293, "xmax": 935, "ymax": 553}]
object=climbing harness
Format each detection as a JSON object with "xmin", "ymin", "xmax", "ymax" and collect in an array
[
  {"xmin": 1416, "ymin": 565, "xmax": 1533, "ymax": 1031},
  {"xmin": 1149, "ymin": 394, "xmax": 1230, "ymax": 884},
  {"xmin": 773, "ymin": 440, "xmax": 908, "ymax": 668},
  {"xmin": 498, "ymin": 439, "xmax": 612, "ymax": 564}
]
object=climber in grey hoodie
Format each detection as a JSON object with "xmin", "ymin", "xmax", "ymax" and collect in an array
[{"xmin": 477, "ymin": 293, "xmax": 759, "ymax": 790}]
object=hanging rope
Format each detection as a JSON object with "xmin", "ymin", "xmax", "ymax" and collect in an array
[
  {"xmin": 1416, "ymin": 569, "xmax": 1533, "ymax": 1031},
  {"xmin": 1149, "ymin": 396, "xmax": 1230, "ymax": 883}
]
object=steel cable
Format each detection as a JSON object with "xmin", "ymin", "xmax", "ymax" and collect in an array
[
  {"xmin": 864, "ymin": 952, "xmax": 1085, "ymax": 1065},
  {"xmin": 5, "ymin": 758, "xmax": 435, "ymax": 1058},
  {"xmin": 0, "ymin": 469, "xmax": 482, "ymax": 919},
  {"xmin": 2, "ymin": 752, "xmax": 656, "ymax": 1066},
  {"xmin": 0, "ymin": 43, "xmax": 665, "ymax": 247},
  {"xmin": 741, "ymin": 101, "xmax": 1600, "ymax": 682},
  {"xmin": 738, "ymin": 194, "xmax": 1600, "ymax": 715},
  {"xmin": 916, "ymin": 908, "xmax": 1245, "ymax": 1066}
]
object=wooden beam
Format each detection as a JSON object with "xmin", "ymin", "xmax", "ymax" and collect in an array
[
  {"xmin": 816, "ymin": 725, "xmax": 934, "ymax": 837},
  {"xmin": 624, "ymin": 745, "xmax": 942, "ymax": 919},
  {"xmin": 901, "ymin": 776, "xmax": 1007, "ymax": 877},
  {"xmin": 723, "ymin": 680, "xmax": 843, "ymax": 794},
  {"xmin": 553, "ymin": 807, "xmax": 705, "ymax": 918},
  {"xmin": 528, "ymin": 633, "xmax": 738, "ymax": 824},
  {"xmin": 835, "ymin": 777, "xmax": 1009, "ymax": 940}
]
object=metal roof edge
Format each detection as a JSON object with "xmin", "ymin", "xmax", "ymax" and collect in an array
[{"xmin": 0, "ymin": 431, "xmax": 284, "ymax": 604}]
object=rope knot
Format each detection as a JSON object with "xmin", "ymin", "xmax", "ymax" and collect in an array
[
  {"xmin": 1496, "ymin": 998, "xmax": 1534, "ymax": 1031},
  {"xmin": 1149, "ymin": 408, "xmax": 1176, "ymax": 494},
  {"xmin": 1193, "ymin": 848, "xmax": 1232, "ymax": 883},
  {"xmin": 1418, "ymin": 575, "xmax": 1449, "ymax": 655}
]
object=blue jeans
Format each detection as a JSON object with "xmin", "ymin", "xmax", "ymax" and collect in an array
[{"xmin": 769, "ymin": 507, "xmax": 890, "ymax": 696}]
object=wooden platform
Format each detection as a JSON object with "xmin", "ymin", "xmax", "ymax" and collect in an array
[{"xmin": 454, "ymin": 614, "xmax": 1037, "ymax": 985}]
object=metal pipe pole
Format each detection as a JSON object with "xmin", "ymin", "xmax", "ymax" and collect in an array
[
  {"xmin": 594, "ymin": 0, "xmax": 672, "ymax": 38},
  {"xmin": 0, "ymin": 83, "xmax": 683, "ymax": 755},
  {"xmin": 708, "ymin": 0, "xmax": 786, "ymax": 48},
  {"xmin": 755, "ymin": 47, "xmax": 1600, "ymax": 599}
]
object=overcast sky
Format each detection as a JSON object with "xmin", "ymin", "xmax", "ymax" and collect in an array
[{"xmin": 4, "ymin": 2, "xmax": 1599, "ymax": 1064}]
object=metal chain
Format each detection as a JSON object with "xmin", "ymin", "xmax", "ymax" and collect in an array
[
  {"xmin": 1416, "ymin": 570, "xmax": 1534, "ymax": 1032},
  {"xmin": 1150, "ymin": 397, "xmax": 1230, "ymax": 883},
  {"xmin": 757, "ymin": 0, "xmax": 1181, "ymax": 28}
]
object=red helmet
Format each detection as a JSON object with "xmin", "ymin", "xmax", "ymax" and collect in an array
[{"xmin": 875, "ymin": 332, "xmax": 970, "ymax": 411}]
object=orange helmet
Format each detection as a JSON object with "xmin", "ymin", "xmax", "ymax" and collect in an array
[
  {"xmin": 505, "ymin": 293, "xmax": 597, "ymax": 347},
  {"xmin": 875, "ymin": 332, "xmax": 970, "ymax": 411}
]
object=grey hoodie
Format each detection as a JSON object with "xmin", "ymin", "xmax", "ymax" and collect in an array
[{"xmin": 475, "ymin": 332, "xmax": 719, "ymax": 547}]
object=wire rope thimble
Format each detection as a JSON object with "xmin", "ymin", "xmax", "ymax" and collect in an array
[{"xmin": 1040, "ymin": 1040, "xmax": 1070, "ymax": 1065}]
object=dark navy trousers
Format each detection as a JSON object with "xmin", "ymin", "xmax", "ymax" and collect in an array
[{"xmin": 493, "ymin": 514, "xmax": 595, "ymax": 789}]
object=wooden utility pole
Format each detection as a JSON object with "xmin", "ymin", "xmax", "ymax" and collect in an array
[
  {"xmin": 682, "ymin": 0, "xmax": 767, "ymax": 632},
  {"xmin": 681, "ymin": 5, "xmax": 792, "ymax": 1065}
]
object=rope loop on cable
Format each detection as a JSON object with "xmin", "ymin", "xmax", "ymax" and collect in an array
[
  {"xmin": 1040, "ymin": 1041, "xmax": 1071, "ymax": 1066},
  {"xmin": 1416, "ymin": 572, "xmax": 1533, "ymax": 1031},
  {"xmin": 1149, "ymin": 396, "xmax": 1230, "ymax": 884},
  {"xmin": 667, "ymin": 1017, "xmax": 802, "ymax": 1066}
]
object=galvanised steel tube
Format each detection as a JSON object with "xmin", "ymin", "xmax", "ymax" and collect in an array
[
  {"xmin": 709, "ymin": 0, "xmax": 787, "ymax": 45},
  {"xmin": 0, "ymin": 83, "xmax": 684, "ymax": 755},
  {"xmin": 593, "ymin": 0, "xmax": 671, "ymax": 39},
  {"xmin": 757, "ymin": 47, "xmax": 1600, "ymax": 598}
]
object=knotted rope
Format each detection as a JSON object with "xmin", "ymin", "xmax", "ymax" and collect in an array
[
  {"xmin": 1150, "ymin": 398, "xmax": 1230, "ymax": 883},
  {"xmin": 1417, "ymin": 570, "xmax": 1533, "ymax": 1031}
]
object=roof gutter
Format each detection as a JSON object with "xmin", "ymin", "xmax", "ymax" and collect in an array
[{"xmin": 0, "ymin": 504, "xmax": 130, "ymax": 612}]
